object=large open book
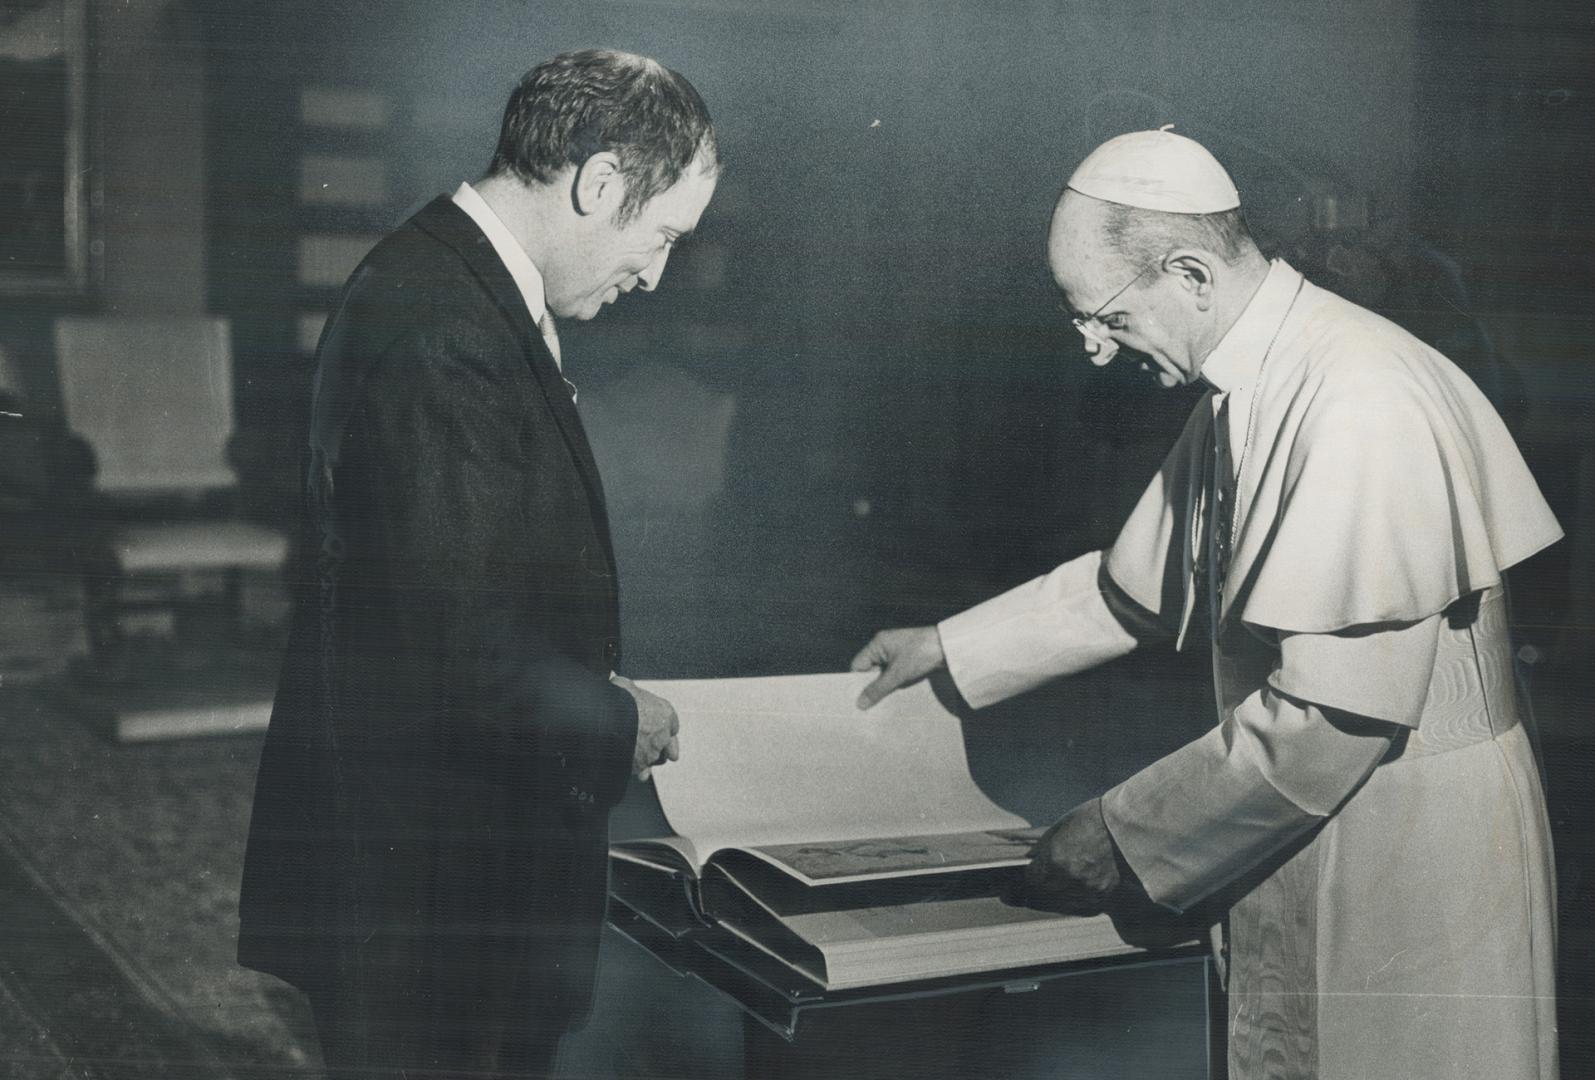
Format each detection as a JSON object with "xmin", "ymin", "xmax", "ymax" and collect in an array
[{"xmin": 609, "ymin": 672, "xmax": 1143, "ymax": 991}]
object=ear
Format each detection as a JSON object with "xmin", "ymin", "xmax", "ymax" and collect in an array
[
  {"xmin": 1163, "ymin": 251, "xmax": 1217, "ymax": 311},
  {"xmin": 571, "ymin": 152, "xmax": 625, "ymax": 217}
]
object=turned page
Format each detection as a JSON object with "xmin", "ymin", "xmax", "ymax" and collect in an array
[{"xmin": 629, "ymin": 672, "xmax": 1033, "ymax": 881}]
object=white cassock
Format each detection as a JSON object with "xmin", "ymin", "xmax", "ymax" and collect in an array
[{"xmin": 939, "ymin": 260, "xmax": 1563, "ymax": 1080}]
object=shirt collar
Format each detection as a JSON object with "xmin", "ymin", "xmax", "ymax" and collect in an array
[
  {"xmin": 1198, "ymin": 258, "xmax": 1303, "ymax": 395},
  {"xmin": 451, "ymin": 181, "xmax": 548, "ymax": 328}
]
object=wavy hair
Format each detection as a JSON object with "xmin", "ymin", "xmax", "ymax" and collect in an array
[{"xmin": 488, "ymin": 49, "xmax": 719, "ymax": 223}]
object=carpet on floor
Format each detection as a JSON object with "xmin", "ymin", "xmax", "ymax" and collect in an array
[{"xmin": 0, "ymin": 685, "xmax": 321, "ymax": 1079}]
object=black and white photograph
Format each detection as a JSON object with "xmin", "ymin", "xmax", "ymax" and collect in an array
[{"xmin": 0, "ymin": 1, "xmax": 1589, "ymax": 1077}]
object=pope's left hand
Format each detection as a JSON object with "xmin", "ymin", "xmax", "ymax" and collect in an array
[{"xmin": 1019, "ymin": 798, "xmax": 1122, "ymax": 916}]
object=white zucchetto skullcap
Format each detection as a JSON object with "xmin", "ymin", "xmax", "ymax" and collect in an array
[{"xmin": 1066, "ymin": 126, "xmax": 1240, "ymax": 214}]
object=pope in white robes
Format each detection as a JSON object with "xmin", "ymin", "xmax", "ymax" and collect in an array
[{"xmin": 854, "ymin": 129, "xmax": 1562, "ymax": 1080}]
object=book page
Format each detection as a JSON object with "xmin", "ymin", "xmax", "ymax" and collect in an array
[
  {"xmin": 608, "ymin": 835, "xmax": 699, "ymax": 873},
  {"xmin": 631, "ymin": 672, "xmax": 1029, "ymax": 875}
]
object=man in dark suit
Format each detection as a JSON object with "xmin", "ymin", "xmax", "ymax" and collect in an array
[{"xmin": 237, "ymin": 50, "xmax": 719, "ymax": 1079}]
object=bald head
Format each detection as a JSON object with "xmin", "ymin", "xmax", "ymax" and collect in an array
[
  {"xmin": 1050, "ymin": 190, "xmax": 1259, "ymax": 287},
  {"xmin": 1047, "ymin": 190, "xmax": 1126, "ymax": 303},
  {"xmin": 1052, "ymin": 127, "xmax": 1260, "ymax": 291},
  {"xmin": 1047, "ymin": 129, "xmax": 1272, "ymax": 384},
  {"xmin": 1047, "ymin": 188, "xmax": 1270, "ymax": 387}
]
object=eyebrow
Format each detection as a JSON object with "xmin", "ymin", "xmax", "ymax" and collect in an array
[{"xmin": 1060, "ymin": 298, "xmax": 1107, "ymax": 322}]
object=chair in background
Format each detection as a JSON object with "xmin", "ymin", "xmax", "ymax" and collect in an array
[{"xmin": 53, "ymin": 316, "xmax": 288, "ymax": 740}]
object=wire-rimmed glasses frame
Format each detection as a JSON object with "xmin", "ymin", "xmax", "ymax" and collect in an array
[{"xmin": 1069, "ymin": 264, "xmax": 1153, "ymax": 342}]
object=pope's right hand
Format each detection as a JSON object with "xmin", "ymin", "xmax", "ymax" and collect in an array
[{"xmin": 849, "ymin": 626, "xmax": 945, "ymax": 710}]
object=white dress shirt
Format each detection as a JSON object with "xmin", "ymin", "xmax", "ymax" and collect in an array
[{"xmin": 451, "ymin": 182, "xmax": 559, "ymax": 370}]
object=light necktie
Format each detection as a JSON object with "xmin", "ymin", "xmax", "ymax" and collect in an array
[{"xmin": 538, "ymin": 312, "xmax": 577, "ymax": 402}]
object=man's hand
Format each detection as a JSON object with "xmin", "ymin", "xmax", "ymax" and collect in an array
[
  {"xmin": 612, "ymin": 675, "xmax": 680, "ymax": 781},
  {"xmin": 1018, "ymin": 798, "xmax": 1122, "ymax": 916},
  {"xmin": 849, "ymin": 626, "xmax": 946, "ymax": 709}
]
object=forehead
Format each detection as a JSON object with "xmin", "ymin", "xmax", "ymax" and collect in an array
[
  {"xmin": 1047, "ymin": 193, "xmax": 1126, "ymax": 307},
  {"xmin": 1046, "ymin": 231, "xmax": 1101, "ymax": 308}
]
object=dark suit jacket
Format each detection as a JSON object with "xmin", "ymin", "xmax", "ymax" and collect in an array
[{"xmin": 237, "ymin": 197, "xmax": 638, "ymax": 1040}]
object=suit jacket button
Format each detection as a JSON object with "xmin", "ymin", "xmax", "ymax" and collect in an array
[{"xmin": 603, "ymin": 639, "xmax": 618, "ymax": 663}]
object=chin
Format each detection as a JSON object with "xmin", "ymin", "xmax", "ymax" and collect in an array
[{"xmin": 1132, "ymin": 359, "xmax": 1180, "ymax": 388}]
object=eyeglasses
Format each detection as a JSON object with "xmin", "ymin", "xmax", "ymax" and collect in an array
[{"xmin": 1070, "ymin": 266, "xmax": 1151, "ymax": 365}]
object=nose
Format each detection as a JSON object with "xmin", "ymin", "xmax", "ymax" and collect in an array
[
  {"xmin": 636, "ymin": 245, "xmax": 671, "ymax": 292},
  {"xmin": 1074, "ymin": 320, "xmax": 1120, "ymax": 367}
]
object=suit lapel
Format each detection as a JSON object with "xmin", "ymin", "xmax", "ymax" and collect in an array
[{"xmin": 412, "ymin": 198, "xmax": 619, "ymax": 578}]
